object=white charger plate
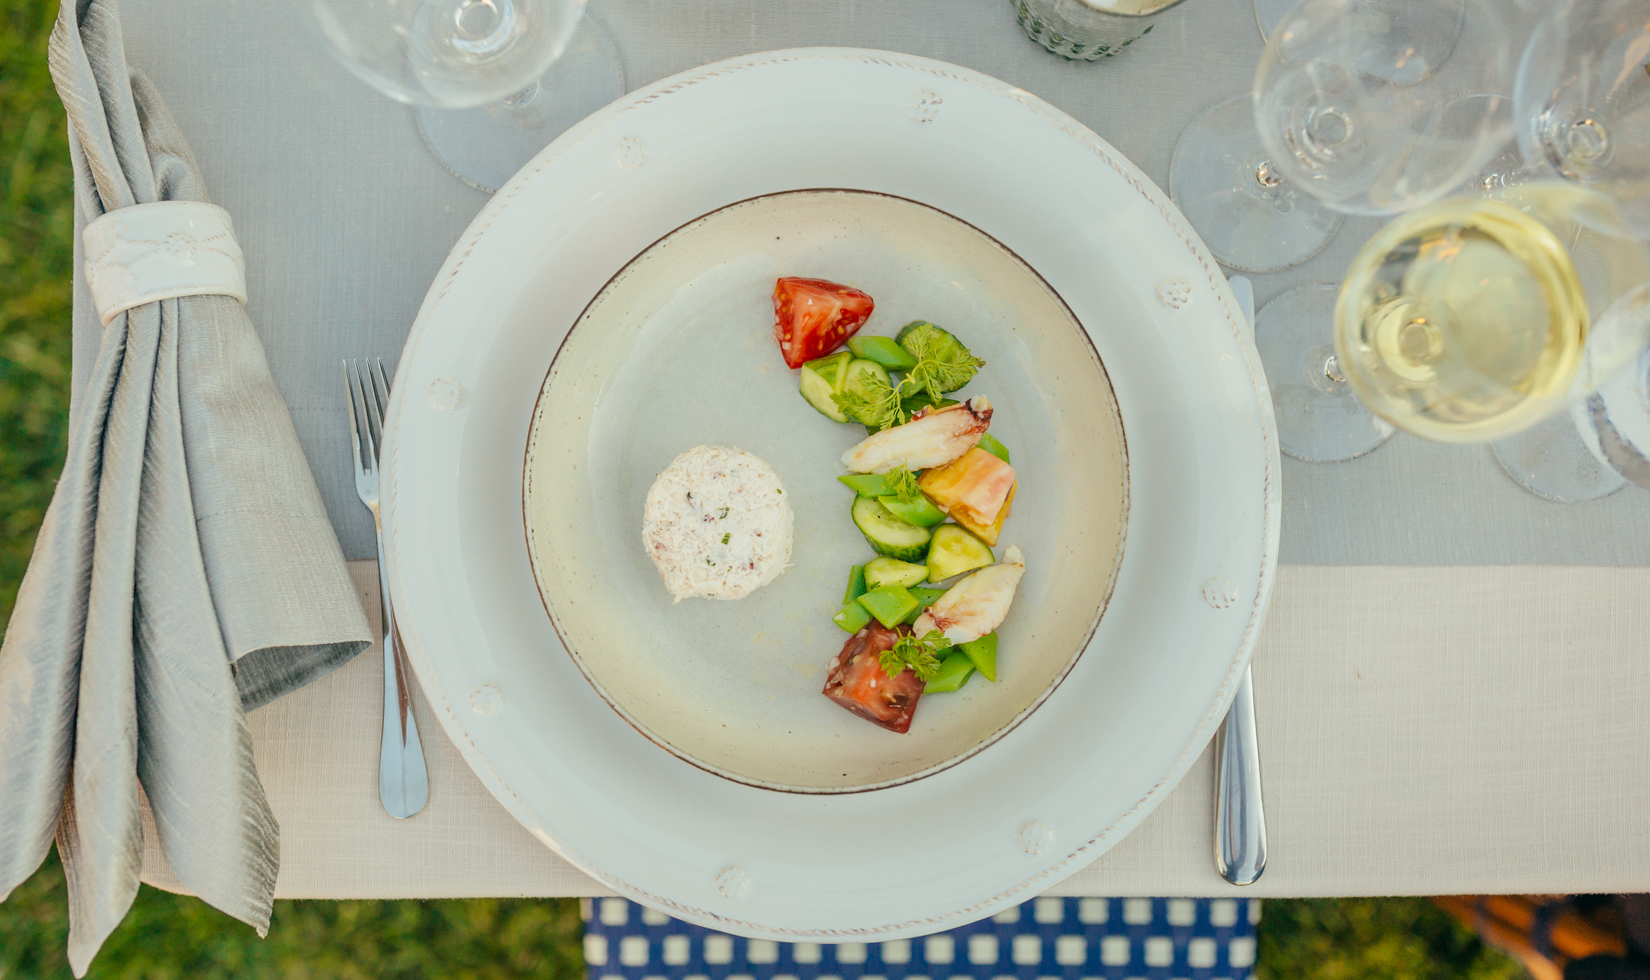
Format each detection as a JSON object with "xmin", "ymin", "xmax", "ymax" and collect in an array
[{"xmin": 383, "ymin": 49, "xmax": 1279, "ymax": 937}]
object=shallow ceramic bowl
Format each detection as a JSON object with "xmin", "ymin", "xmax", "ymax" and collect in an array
[{"xmin": 524, "ymin": 189, "xmax": 1128, "ymax": 792}]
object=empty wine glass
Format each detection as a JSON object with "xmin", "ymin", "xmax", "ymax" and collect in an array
[
  {"xmin": 1492, "ymin": 283, "xmax": 1650, "ymax": 502},
  {"xmin": 1254, "ymin": 0, "xmax": 1519, "ymax": 216},
  {"xmin": 295, "ymin": 0, "xmax": 624, "ymax": 194},
  {"xmin": 1514, "ymin": 0, "xmax": 1650, "ymax": 239},
  {"xmin": 1585, "ymin": 324, "xmax": 1650, "ymax": 490}
]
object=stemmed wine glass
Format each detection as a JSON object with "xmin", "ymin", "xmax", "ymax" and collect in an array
[
  {"xmin": 1514, "ymin": 0, "xmax": 1650, "ymax": 239},
  {"xmin": 1171, "ymin": 0, "xmax": 1523, "ymax": 462},
  {"xmin": 1583, "ymin": 318, "xmax": 1650, "ymax": 492},
  {"xmin": 1474, "ymin": 0, "xmax": 1650, "ymax": 502},
  {"xmin": 295, "ymin": 0, "xmax": 625, "ymax": 194},
  {"xmin": 1333, "ymin": 182, "xmax": 1650, "ymax": 471},
  {"xmin": 1490, "ymin": 280, "xmax": 1650, "ymax": 502}
]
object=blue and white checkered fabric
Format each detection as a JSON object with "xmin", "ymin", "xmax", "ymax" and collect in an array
[{"xmin": 581, "ymin": 898, "xmax": 1259, "ymax": 980}]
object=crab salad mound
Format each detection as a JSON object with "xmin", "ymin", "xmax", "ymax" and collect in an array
[{"xmin": 642, "ymin": 445, "xmax": 794, "ymax": 601}]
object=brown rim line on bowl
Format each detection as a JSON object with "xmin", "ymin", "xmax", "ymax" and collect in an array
[{"xmin": 523, "ymin": 188, "xmax": 1128, "ymax": 794}]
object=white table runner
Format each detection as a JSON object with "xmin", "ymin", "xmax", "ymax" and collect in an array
[{"xmin": 139, "ymin": 562, "xmax": 1650, "ymax": 898}]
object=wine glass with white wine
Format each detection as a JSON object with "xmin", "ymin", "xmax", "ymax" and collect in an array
[{"xmin": 1332, "ymin": 182, "xmax": 1650, "ymax": 466}]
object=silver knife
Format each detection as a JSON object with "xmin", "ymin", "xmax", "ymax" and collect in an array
[{"xmin": 1216, "ymin": 275, "xmax": 1267, "ymax": 885}]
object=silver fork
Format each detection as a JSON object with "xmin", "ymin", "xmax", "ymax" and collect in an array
[{"xmin": 346, "ymin": 358, "xmax": 429, "ymax": 820}]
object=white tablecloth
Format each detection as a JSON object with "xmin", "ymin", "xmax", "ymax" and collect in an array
[{"xmin": 105, "ymin": 0, "xmax": 1650, "ymax": 899}]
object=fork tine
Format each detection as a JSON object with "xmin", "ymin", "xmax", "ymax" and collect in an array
[
  {"xmin": 363, "ymin": 361, "xmax": 386, "ymax": 464},
  {"xmin": 344, "ymin": 360, "xmax": 366, "ymax": 474},
  {"xmin": 349, "ymin": 359, "xmax": 376, "ymax": 467},
  {"xmin": 370, "ymin": 357, "xmax": 392, "ymax": 413},
  {"xmin": 368, "ymin": 358, "xmax": 391, "ymax": 447}
]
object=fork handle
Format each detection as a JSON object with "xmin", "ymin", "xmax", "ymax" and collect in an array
[
  {"xmin": 374, "ymin": 521, "xmax": 428, "ymax": 819},
  {"xmin": 1215, "ymin": 664, "xmax": 1266, "ymax": 885}
]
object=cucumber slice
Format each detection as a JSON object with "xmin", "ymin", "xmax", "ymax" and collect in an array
[
  {"xmin": 837, "ymin": 473, "xmax": 890, "ymax": 497},
  {"xmin": 896, "ymin": 321, "xmax": 979, "ymax": 394},
  {"xmin": 879, "ymin": 494, "xmax": 946, "ymax": 527},
  {"xmin": 847, "ymin": 335, "xmax": 919, "ymax": 371},
  {"xmin": 837, "ymin": 359, "xmax": 892, "ymax": 425},
  {"xmin": 900, "ymin": 586, "xmax": 948, "ymax": 625},
  {"xmin": 833, "ymin": 601, "xmax": 873, "ymax": 633},
  {"xmin": 851, "ymin": 497, "xmax": 931, "ymax": 562},
  {"xmin": 977, "ymin": 432, "xmax": 1011, "ymax": 464},
  {"xmin": 856, "ymin": 585, "xmax": 919, "ymax": 629},
  {"xmin": 927, "ymin": 524, "xmax": 994, "ymax": 582},
  {"xmin": 844, "ymin": 564, "xmax": 867, "ymax": 604},
  {"xmin": 923, "ymin": 653, "xmax": 975, "ymax": 693},
  {"xmin": 864, "ymin": 556, "xmax": 929, "ymax": 591},
  {"xmin": 895, "ymin": 320, "xmax": 931, "ymax": 344},
  {"xmin": 957, "ymin": 632, "xmax": 997, "ymax": 682},
  {"xmin": 799, "ymin": 352, "xmax": 853, "ymax": 423}
]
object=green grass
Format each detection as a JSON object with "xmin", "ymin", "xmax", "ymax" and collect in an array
[
  {"xmin": 0, "ymin": 1, "xmax": 1526, "ymax": 977},
  {"xmin": 2, "ymin": 850, "xmax": 585, "ymax": 979},
  {"xmin": 1257, "ymin": 899, "xmax": 1525, "ymax": 980},
  {"xmin": 0, "ymin": 0, "xmax": 74, "ymax": 626}
]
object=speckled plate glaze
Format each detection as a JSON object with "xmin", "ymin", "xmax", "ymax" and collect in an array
[
  {"xmin": 383, "ymin": 49, "xmax": 1279, "ymax": 939},
  {"xmin": 523, "ymin": 188, "xmax": 1128, "ymax": 793}
]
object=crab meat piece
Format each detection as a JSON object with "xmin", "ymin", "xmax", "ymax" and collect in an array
[
  {"xmin": 840, "ymin": 396, "xmax": 993, "ymax": 474},
  {"xmin": 913, "ymin": 545, "xmax": 1025, "ymax": 645}
]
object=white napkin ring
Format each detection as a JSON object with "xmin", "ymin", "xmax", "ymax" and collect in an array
[{"xmin": 84, "ymin": 201, "xmax": 248, "ymax": 326}]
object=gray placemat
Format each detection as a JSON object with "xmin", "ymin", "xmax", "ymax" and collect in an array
[{"xmin": 98, "ymin": 0, "xmax": 1650, "ymax": 567}]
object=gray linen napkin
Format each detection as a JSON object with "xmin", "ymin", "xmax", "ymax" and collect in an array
[{"xmin": 0, "ymin": 0, "xmax": 373, "ymax": 973}]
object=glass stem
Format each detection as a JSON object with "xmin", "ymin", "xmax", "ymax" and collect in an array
[{"xmin": 451, "ymin": 0, "xmax": 518, "ymax": 56}]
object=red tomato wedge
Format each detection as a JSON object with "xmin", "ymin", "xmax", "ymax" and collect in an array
[
  {"xmin": 822, "ymin": 623, "xmax": 925, "ymax": 734},
  {"xmin": 772, "ymin": 277, "xmax": 875, "ymax": 369}
]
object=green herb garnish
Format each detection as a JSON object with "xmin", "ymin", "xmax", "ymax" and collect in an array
[
  {"xmin": 880, "ymin": 629, "xmax": 952, "ymax": 681},
  {"xmin": 721, "ymin": 533, "xmax": 730, "ymax": 544},
  {"xmin": 901, "ymin": 323, "xmax": 986, "ymax": 405},
  {"xmin": 832, "ymin": 324, "xmax": 985, "ymax": 432},
  {"xmin": 884, "ymin": 465, "xmax": 923, "ymax": 505},
  {"xmin": 832, "ymin": 373, "xmax": 902, "ymax": 431}
]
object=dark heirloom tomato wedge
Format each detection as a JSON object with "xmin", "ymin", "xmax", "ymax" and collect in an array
[
  {"xmin": 772, "ymin": 277, "xmax": 875, "ymax": 369},
  {"xmin": 822, "ymin": 623, "xmax": 925, "ymax": 734}
]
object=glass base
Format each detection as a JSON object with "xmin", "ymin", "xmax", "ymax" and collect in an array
[
  {"xmin": 1255, "ymin": 284, "xmax": 1395, "ymax": 463},
  {"xmin": 415, "ymin": 13, "xmax": 625, "ymax": 194},
  {"xmin": 1169, "ymin": 96, "xmax": 1343, "ymax": 273},
  {"xmin": 1491, "ymin": 411, "xmax": 1627, "ymax": 503}
]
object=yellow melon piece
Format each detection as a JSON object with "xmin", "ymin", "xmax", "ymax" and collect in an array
[
  {"xmin": 917, "ymin": 448, "xmax": 1015, "ymax": 532},
  {"xmin": 953, "ymin": 481, "xmax": 1015, "ymax": 546}
]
